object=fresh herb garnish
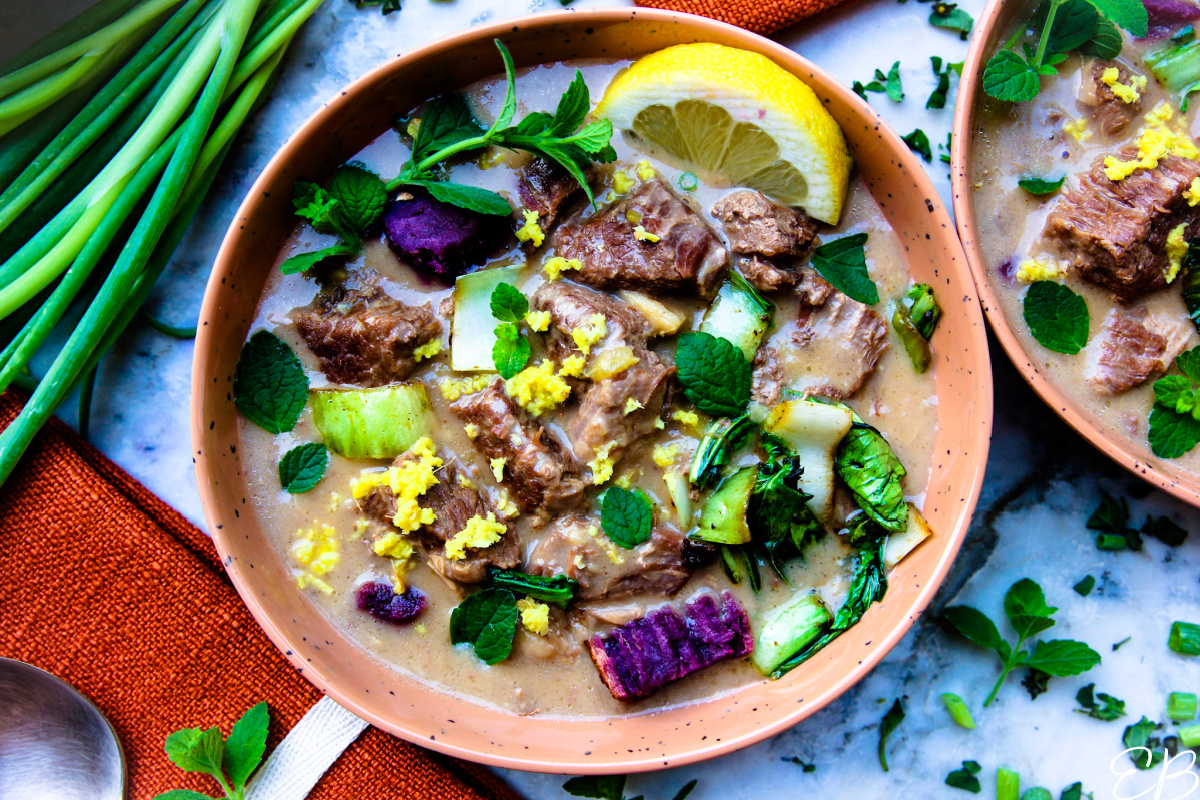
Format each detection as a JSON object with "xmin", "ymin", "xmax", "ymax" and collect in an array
[
  {"xmin": 1086, "ymin": 489, "xmax": 1141, "ymax": 551},
  {"xmin": 278, "ymin": 442, "xmax": 328, "ymax": 493},
  {"xmin": 941, "ymin": 692, "xmax": 977, "ymax": 729},
  {"xmin": 233, "ymin": 331, "xmax": 309, "ymax": 434},
  {"xmin": 1149, "ymin": 347, "xmax": 1200, "ymax": 457},
  {"xmin": 154, "ymin": 702, "xmax": 270, "ymax": 800},
  {"xmin": 449, "ymin": 588, "xmax": 519, "ymax": 665},
  {"xmin": 281, "ymin": 165, "xmax": 388, "ymax": 274},
  {"xmin": 678, "ymin": 172, "xmax": 699, "ymax": 191},
  {"xmin": 490, "ymin": 283, "xmax": 531, "ymax": 379},
  {"xmin": 1073, "ymin": 575, "xmax": 1096, "ymax": 596},
  {"xmin": 1075, "ymin": 683, "xmax": 1126, "ymax": 720},
  {"xmin": 490, "ymin": 282, "xmax": 528, "ymax": 321},
  {"xmin": 810, "ymin": 233, "xmax": 879, "ymax": 305},
  {"xmin": 601, "ymin": 487, "xmax": 654, "ymax": 549},
  {"xmin": 1060, "ymin": 782, "xmax": 1085, "ymax": 800},
  {"xmin": 488, "ymin": 568, "xmax": 578, "ymax": 607},
  {"xmin": 782, "ymin": 757, "xmax": 817, "ymax": 772},
  {"xmin": 1018, "ymin": 176, "xmax": 1066, "ymax": 195},
  {"xmin": 853, "ymin": 61, "xmax": 904, "ymax": 103},
  {"xmin": 836, "ymin": 422, "xmax": 908, "ymax": 531},
  {"xmin": 943, "ymin": 578, "xmax": 1101, "ymax": 706},
  {"xmin": 939, "ymin": 132, "xmax": 953, "ymax": 164},
  {"xmin": 350, "ymin": 0, "xmax": 402, "ymax": 14},
  {"xmin": 902, "ymin": 128, "xmax": 933, "ymax": 162},
  {"xmin": 675, "ymin": 331, "xmax": 752, "ymax": 417},
  {"xmin": 1022, "ymin": 668, "xmax": 1051, "ymax": 699},
  {"xmin": 878, "ymin": 698, "xmax": 905, "ymax": 771},
  {"xmin": 930, "ymin": 2, "xmax": 974, "ymax": 39},
  {"xmin": 1142, "ymin": 514, "xmax": 1189, "ymax": 546},
  {"xmin": 562, "ymin": 776, "xmax": 698, "ymax": 800},
  {"xmin": 945, "ymin": 760, "xmax": 983, "ymax": 793},
  {"xmin": 1122, "ymin": 716, "xmax": 1165, "ymax": 769},
  {"xmin": 1023, "ymin": 280, "xmax": 1089, "ymax": 354},
  {"xmin": 927, "ymin": 56, "xmax": 960, "ymax": 109},
  {"xmin": 752, "ymin": 432, "xmax": 823, "ymax": 576}
]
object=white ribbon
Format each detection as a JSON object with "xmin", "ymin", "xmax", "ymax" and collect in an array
[{"xmin": 244, "ymin": 696, "xmax": 369, "ymax": 800}]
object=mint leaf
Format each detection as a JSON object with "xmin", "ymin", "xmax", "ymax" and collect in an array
[
  {"xmin": 1087, "ymin": 489, "xmax": 1129, "ymax": 532},
  {"xmin": 279, "ymin": 443, "xmax": 328, "ymax": 493},
  {"xmin": 1176, "ymin": 346, "xmax": 1200, "ymax": 382},
  {"xmin": 1075, "ymin": 683, "xmax": 1126, "ymax": 721},
  {"xmin": 881, "ymin": 61, "xmax": 903, "ymax": 102},
  {"xmin": 835, "ymin": 423, "xmax": 907, "ymax": 531},
  {"xmin": 488, "ymin": 39, "xmax": 519, "ymax": 135},
  {"xmin": 1046, "ymin": 0, "xmax": 1100, "ymax": 51},
  {"xmin": 563, "ymin": 775, "xmax": 626, "ymax": 800},
  {"xmin": 490, "ymin": 282, "xmax": 528, "ymax": 322},
  {"xmin": 902, "ymin": 128, "xmax": 933, "ymax": 163},
  {"xmin": 279, "ymin": 242, "xmax": 360, "ymax": 275},
  {"xmin": 327, "ymin": 164, "xmax": 387, "ymax": 234},
  {"xmin": 411, "ymin": 93, "xmax": 486, "ymax": 161},
  {"xmin": 1123, "ymin": 717, "xmax": 1165, "ymax": 769},
  {"xmin": 1081, "ymin": 14, "xmax": 1123, "ymax": 57},
  {"xmin": 450, "ymin": 588, "xmax": 519, "ymax": 664},
  {"xmin": 1084, "ymin": 0, "xmax": 1148, "ymax": 36},
  {"xmin": 1152, "ymin": 374, "xmax": 1199, "ymax": 414},
  {"xmin": 675, "ymin": 331, "xmax": 751, "ymax": 417},
  {"xmin": 418, "ymin": 180, "xmax": 512, "ymax": 215},
  {"xmin": 492, "ymin": 323, "xmax": 529, "ymax": 379},
  {"xmin": 1018, "ymin": 176, "xmax": 1065, "ymax": 195},
  {"xmin": 810, "ymin": 233, "xmax": 878, "ymax": 304},
  {"xmin": 1023, "ymin": 280, "xmax": 1089, "ymax": 354},
  {"xmin": 878, "ymin": 698, "xmax": 904, "ymax": 771},
  {"xmin": 671, "ymin": 780, "xmax": 699, "ymax": 800},
  {"xmin": 601, "ymin": 487, "xmax": 653, "ymax": 549},
  {"xmin": 1023, "ymin": 639, "xmax": 1101, "ymax": 676},
  {"xmin": 292, "ymin": 181, "xmax": 339, "ymax": 232},
  {"xmin": 164, "ymin": 727, "xmax": 224, "ymax": 778},
  {"xmin": 549, "ymin": 70, "xmax": 591, "ymax": 136},
  {"xmin": 927, "ymin": 56, "xmax": 953, "ymax": 109},
  {"xmin": 945, "ymin": 760, "xmax": 982, "ymax": 793},
  {"xmin": 1061, "ymin": 783, "xmax": 1084, "ymax": 800},
  {"xmin": 1149, "ymin": 404, "xmax": 1200, "ymax": 458},
  {"xmin": 1142, "ymin": 514, "xmax": 1188, "ymax": 546},
  {"xmin": 1004, "ymin": 578, "xmax": 1057, "ymax": 638},
  {"xmin": 943, "ymin": 605, "xmax": 1005, "ymax": 653},
  {"xmin": 151, "ymin": 792, "xmax": 216, "ymax": 800},
  {"xmin": 234, "ymin": 331, "xmax": 309, "ymax": 434},
  {"xmin": 223, "ymin": 702, "xmax": 269, "ymax": 788},
  {"xmin": 931, "ymin": 3, "xmax": 974, "ymax": 38},
  {"xmin": 983, "ymin": 50, "xmax": 1040, "ymax": 102}
]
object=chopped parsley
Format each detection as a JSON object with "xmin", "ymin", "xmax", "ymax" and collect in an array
[
  {"xmin": 810, "ymin": 233, "xmax": 879, "ymax": 304},
  {"xmin": 449, "ymin": 588, "xmax": 519, "ymax": 665},
  {"xmin": 278, "ymin": 442, "xmax": 328, "ymax": 493},
  {"xmin": 878, "ymin": 698, "xmax": 905, "ymax": 771},
  {"xmin": 233, "ymin": 330, "xmax": 309, "ymax": 434},
  {"xmin": 1022, "ymin": 280, "xmax": 1089, "ymax": 354},
  {"xmin": 562, "ymin": 776, "xmax": 698, "ymax": 800},
  {"xmin": 675, "ymin": 331, "xmax": 752, "ymax": 417},
  {"xmin": 927, "ymin": 56, "xmax": 960, "ymax": 109}
]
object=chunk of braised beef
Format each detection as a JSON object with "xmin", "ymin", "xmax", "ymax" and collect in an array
[
  {"xmin": 1078, "ymin": 62, "xmax": 1143, "ymax": 136},
  {"xmin": 531, "ymin": 281, "xmax": 653, "ymax": 366},
  {"xmin": 711, "ymin": 189, "xmax": 819, "ymax": 259},
  {"xmin": 292, "ymin": 281, "xmax": 441, "ymax": 387},
  {"xmin": 526, "ymin": 515, "xmax": 692, "ymax": 601},
  {"xmin": 791, "ymin": 292, "xmax": 889, "ymax": 399},
  {"xmin": 587, "ymin": 592, "xmax": 753, "ymax": 701},
  {"xmin": 1088, "ymin": 307, "xmax": 1192, "ymax": 394},
  {"xmin": 450, "ymin": 379, "xmax": 586, "ymax": 519},
  {"xmin": 567, "ymin": 350, "xmax": 675, "ymax": 468},
  {"xmin": 737, "ymin": 255, "xmax": 796, "ymax": 294},
  {"xmin": 555, "ymin": 178, "xmax": 728, "ymax": 297},
  {"xmin": 751, "ymin": 345, "xmax": 784, "ymax": 406},
  {"xmin": 1043, "ymin": 151, "xmax": 1200, "ymax": 301},
  {"xmin": 382, "ymin": 187, "xmax": 510, "ymax": 281},
  {"xmin": 681, "ymin": 539, "xmax": 718, "ymax": 569},
  {"xmin": 795, "ymin": 266, "xmax": 835, "ymax": 309},
  {"xmin": 357, "ymin": 582, "xmax": 426, "ymax": 623},
  {"xmin": 517, "ymin": 157, "xmax": 585, "ymax": 231}
]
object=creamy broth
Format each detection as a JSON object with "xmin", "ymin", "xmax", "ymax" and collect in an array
[
  {"xmin": 237, "ymin": 58, "xmax": 938, "ymax": 717},
  {"xmin": 970, "ymin": 18, "xmax": 1200, "ymax": 468}
]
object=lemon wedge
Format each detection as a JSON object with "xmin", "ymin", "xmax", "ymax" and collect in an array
[{"xmin": 595, "ymin": 43, "xmax": 852, "ymax": 225}]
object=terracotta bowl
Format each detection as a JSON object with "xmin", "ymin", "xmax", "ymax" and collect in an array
[
  {"xmin": 951, "ymin": 1, "xmax": 1200, "ymax": 504},
  {"xmin": 192, "ymin": 8, "xmax": 993, "ymax": 773}
]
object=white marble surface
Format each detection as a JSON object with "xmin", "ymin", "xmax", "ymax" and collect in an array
[{"xmin": 6, "ymin": 0, "xmax": 1200, "ymax": 797}]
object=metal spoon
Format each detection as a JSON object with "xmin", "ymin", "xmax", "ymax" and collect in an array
[{"xmin": 0, "ymin": 658, "xmax": 125, "ymax": 800}]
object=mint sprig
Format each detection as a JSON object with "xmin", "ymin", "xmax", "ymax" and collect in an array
[
  {"xmin": 1149, "ymin": 346, "xmax": 1200, "ymax": 458},
  {"xmin": 450, "ymin": 588, "xmax": 519, "ymax": 664},
  {"xmin": 154, "ymin": 703, "xmax": 270, "ymax": 800},
  {"xmin": 1023, "ymin": 280, "xmax": 1089, "ymax": 354},
  {"xmin": 878, "ymin": 699, "xmax": 904, "ymax": 771},
  {"xmin": 281, "ymin": 164, "xmax": 389, "ymax": 274},
  {"xmin": 233, "ymin": 331, "xmax": 309, "ymax": 434},
  {"xmin": 490, "ymin": 282, "xmax": 531, "ymax": 378},
  {"xmin": 675, "ymin": 331, "xmax": 751, "ymax": 417},
  {"xmin": 944, "ymin": 760, "xmax": 982, "ymax": 793},
  {"xmin": 902, "ymin": 129, "xmax": 933, "ymax": 163},
  {"xmin": 279, "ymin": 442, "xmax": 328, "ymax": 493},
  {"xmin": 852, "ymin": 61, "xmax": 903, "ymax": 102},
  {"xmin": 810, "ymin": 232, "xmax": 879, "ymax": 305},
  {"xmin": 601, "ymin": 487, "xmax": 653, "ymax": 549}
]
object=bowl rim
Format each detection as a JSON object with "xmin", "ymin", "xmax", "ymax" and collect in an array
[
  {"xmin": 950, "ymin": 0, "xmax": 1200, "ymax": 506},
  {"xmin": 193, "ymin": 6, "xmax": 993, "ymax": 772}
]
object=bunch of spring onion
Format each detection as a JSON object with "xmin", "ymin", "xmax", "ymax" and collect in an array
[{"xmin": 0, "ymin": 0, "xmax": 324, "ymax": 487}]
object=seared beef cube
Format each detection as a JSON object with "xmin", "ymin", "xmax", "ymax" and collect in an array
[
  {"xmin": 1088, "ymin": 307, "xmax": 1192, "ymax": 394},
  {"xmin": 292, "ymin": 283, "xmax": 441, "ymax": 387},
  {"xmin": 531, "ymin": 281, "xmax": 653, "ymax": 365},
  {"xmin": 737, "ymin": 255, "xmax": 796, "ymax": 294},
  {"xmin": 526, "ymin": 515, "xmax": 691, "ymax": 601},
  {"xmin": 555, "ymin": 179, "xmax": 728, "ymax": 297},
  {"xmin": 567, "ymin": 350, "xmax": 675, "ymax": 466},
  {"xmin": 451, "ymin": 379, "xmax": 585, "ymax": 518},
  {"xmin": 587, "ymin": 592, "xmax": 753, "ymax": 701},
  {"xmin": 382, "ymin": 187, "xmax": 510, "ymax": 281},
  {"xmin": 795, "ymin": 266, "xmax": 835, "ymax": 309},
  {"xmin": 1078, "ymin": 62, "xmax": 1144, "ymax": 137},
  {"xmin": 518, "ymin": 157, "xmax": 584, "ymax": 230},
  {"xmin": 751, "ymin": 345, "xmax": 784, "ymax": 406},
  {"xmin": 791, "ymin": 292, "xmax": 889, "ymax": 399},
  {"xmin": 1044, "ymin": 151, "xmax": 1200, "ymax": 301},
  {"xmin": 711, "ymin": 190, "xmax": 819, "ymax": 259}
]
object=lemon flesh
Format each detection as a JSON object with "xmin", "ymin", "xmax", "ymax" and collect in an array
[{"xmin": 596, "ymin": 43, "xmax": 852, "ymax": 225}]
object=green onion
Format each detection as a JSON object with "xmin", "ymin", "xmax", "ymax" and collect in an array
[
  {"xmin": 1096, "ymin": 532, "xmax": 1127, "ymax": 551},
  {"xmin": 678, "ymin": 171, "xmax": 698, "ymax": 191},
  {"xmin": 138, "ymin": 306, "xmax": 198, "ymax": 339},
  {"xmin": 1168, "ymin": 691, "xmax": 1198, "ymax": 721},
  {"xmin": 1169, "ymin": 621, "xmax": 1200, "ymax": 655},
  {"xmin": 1021, "ymin": 790, "xmax": 1052, "ymax": 800},
  {"xmin": 1180, "ymin": 722, "xmax": 1200, "ymax": 749},
  {"xmin": 941, "ymin": 692, "xmax": 976, "ymax": 729},
  {"xmin": 997, "ymin": 768, "xmax": 1020, "ymax": 800}
]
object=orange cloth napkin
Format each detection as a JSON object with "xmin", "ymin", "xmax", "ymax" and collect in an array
[
  {"xmin": 634, "ymin": 0, "xmax": 855, "ymax": 35},
  {"xmin": 0, "ymin": 391, "xmax": 521, "ymax": 800}
]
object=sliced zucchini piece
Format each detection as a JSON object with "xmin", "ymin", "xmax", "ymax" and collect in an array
[
  {"xmin": 763, "ymin": 399, "xmax": 854, "ymax": 521},
  {"xmin": 882, "ymin": 502, "xmax": 933, "ymax": 569},
  {"xmin": 451, "ymin": 264, "xmax": 524, "ymax": 371},
  {"xmin": 664, "ymin": 469, "xmax": 693, "ymax": 527},
  {"xmin": 751, "ymin": 590, "xmax": 833, "ymax": 675},
  {"xmin": 692, "ymin": 465, "xmax": 757, "ymax": 545},
  {"xmin": 699, "ymin": 272, "xmax": 773, "ymax": 361},
  {"xmin": 311, "ymin": 383, "xmax": 429, "ymax": 460}
]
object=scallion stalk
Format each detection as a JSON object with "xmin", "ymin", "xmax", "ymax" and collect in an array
[{"xmin": 1169, "ymin": 621, "xmax": 1200, "ymax": 655}]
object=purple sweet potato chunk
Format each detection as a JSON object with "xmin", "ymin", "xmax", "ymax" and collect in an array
[
  {"xmin": 356, "ymin": 581, "xmax": 426, "ymax": 624},
  {"xmin": 1146, "ymin": 0, "xmax": 1200, "ymax": 36},
  {"xmin": 382, "ymin": 188, "xmax": 510, "ymax": 281},
  {"xmin": 587, "ymin": 592, "xmax": 753, "ymax": 701}
]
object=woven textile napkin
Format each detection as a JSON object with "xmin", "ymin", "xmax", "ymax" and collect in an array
[
  {"xmin": 0, "ymin": 390, "xmax": 520, "ymax": 800},
  {"xmin": 634, "ymin": 0, "xmax": 855, "ymax": 34}
]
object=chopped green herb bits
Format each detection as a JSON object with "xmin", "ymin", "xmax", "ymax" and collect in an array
[
  {"xmin": 1123, "ymin": 716, "xmax": 1165, "ymax": 769},
  {"xmin": 945, "ymin": 760, "xmax": 982, "ymax": 793},
  {"xmin": 1073, "ymin": 575, "xmax": 1095, "ymax": 596},
  {"xmin": 678, "ymin": 172, "xmax": 698, "ymax": 191},
  {"xmin": 1017, "ymin": 176, "xmax": 1066, "ymax": 195},
  {"xmin": 1112, "ymin": 636, "xmax": 1131, "ymax": 651},
  {"xmin": 1060, "ymin": 782, "xmax": 1084, "ymax": 800},
  {"xmin": 1169, "ymin": 621, "xmax": 1200, "ymax": 655},
  {"xmin": 902, "ymin": 128, "xmax": 933, "ymax": 162},
  {"xmin": 997, "ymin": 767, "xmax": 1020, "ymax": 800},
  {"xmin": 1168, "ymin": 691, "xmax": 1198, "ymax": 721},
  {"xmin": 941, "ymin": 692, "xmax": 976, "ymax": 729}
]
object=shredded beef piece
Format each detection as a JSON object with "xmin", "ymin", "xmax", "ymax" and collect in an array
[
  {"xmin": 517, "ymin": 158, "xmax": 584, "ymax": 231},
  {"xmin": 791, "ymin": 292, "xmax": 888, "ymax": 399},
  {"xmin": 531, "ymin": 281, "xmax": 653, "ymax": 365},
  {"xmin": 795, "ymin": 266, "xmax": 835, "ymax": 309},
  {"xmin": 710, "ymin": 189, "xmax": 819, "ymax": 259},
  {"xmin": 555, "ymin": 178, "xmax": 728, "ymax": 297},
  {"xmin": 450, "ymin": 379, "xmax": 585, "ymax": 519},
  {"xmin": 1043, "ymin": 150, "xmax": 1200, "ymax": 301},
  {"xmin": 292, "ymin": 281, "xmax": 441, "ymax": 387},
  {"xmin": 1087, "ymin": 307, "xmax": 1192, "ymax": 394},
  {"xmin": 526, "ymin": 515, "xmax": 691, "ymax": 601},
  {"xmin": 567, "ymin": 350, "xmax": 675, "ymax": 467},
  {"xmin": 737, "ymin": 255, "xmax": 796, "ymax": 294},
  {"xmin": 1078, "ymin": 61, "xmax": 1144, "ymax": 137},
  {"xmin": 751, "ymin": 345, "xmax": 784, "ymax": 406}
]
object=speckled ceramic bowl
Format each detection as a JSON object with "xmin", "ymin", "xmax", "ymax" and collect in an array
[
  {"xmin": 951, "ymin": 0, "xmax": 1200, "ymax": 506},
  {"xmin": 193, "ymin": 9, "xmax": 993, "ymax": 773}
]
